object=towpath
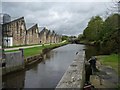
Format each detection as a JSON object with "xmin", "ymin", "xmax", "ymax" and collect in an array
[
  {"xmin": 4, "ymin": 44, "xmax": 50, "ymax": 51},
  {"xmin": 90, "ymin": 59, "xmax": 119, "ymax": 89}
]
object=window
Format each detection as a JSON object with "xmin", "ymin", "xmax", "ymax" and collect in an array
[
  {"xmin": 32, "ymin": 29, "xmax": 34, "ymax": 35},
  {"xmin": 20, "ymin": 28, "xmax": 22, "ymax": 36}
]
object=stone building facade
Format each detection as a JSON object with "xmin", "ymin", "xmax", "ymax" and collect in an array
[
  {"xmin": 39, "ymin": 28, "xmax": 61, "ymax": 44},
  {"xmin": 46, "ymin": 30, "xmax": 51, "ymax": 44},
  {"xmin": 2, "ymin": 17, "xmax": 26, "ymax": 46},
  {"xmin": 39, "ymin": 27, "xmax": 48, "ymax": 44},
  {"xmin": 51, "ymin": 31, "xmax": 55, "ymax": 43},
  {"xmin": 2, "ymin": 16, "xmax": 62, "ymax": 47},
  {"xmin": 26, "ymin": 24, "xmax": 39, "ymax": 45}
]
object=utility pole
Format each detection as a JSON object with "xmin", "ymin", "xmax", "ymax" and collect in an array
[
  {"xmin": 0, "ymin": 24, "xmax": 2, "ymax": 62},
  {"xmin": 0, "ymin": 14, "xmax": 5, "ymax": 63}
]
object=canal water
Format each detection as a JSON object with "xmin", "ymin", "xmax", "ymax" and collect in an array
[
  {"xmin": 2, "ymin": 44, "xmax": 85, "ymax": 88},
  {"xmin": 2, "ymin": 44, "xmax": 100, "ymax": 88}
]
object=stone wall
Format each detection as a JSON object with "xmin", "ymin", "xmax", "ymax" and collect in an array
[
  {"xmin": 51, "ymin": 34, "xmax": 55, "ymax": 43},
  {"xmin": 47, "ymin": 35, "xmax": 51, "ymax": 43},
  {"xmin": 2, "ymin": 50, "xmax": 24, "ymax": 75},
  {"xmin": 46, "ymin": 30, "xmax": 51, "ymax": 43},
  {"xmin": 39, "ymin": 28, "xmax": 48, "ymax": 44},
  {"xmin": 2, "ymin": 17, "xmax": 26, "ymax": 46},
  {"xmin": 56, "ymin": 51, "xmax": 85, "ymax": 89},
  {"xmin": 26, "ymin": 24, "xmax": 39, "ymax": 45},
  {"xmin": 25, "ymin": 54, "xmax": 43, "ymax": 65}
]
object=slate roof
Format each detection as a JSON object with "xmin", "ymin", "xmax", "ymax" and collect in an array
[
  {"xmin": 3, "ymin": 17, "xmax": 24, "ymax": 25},
  {"xmin": 26, "ymin": 23, "xmax": 36, "ymax": 30},
  {"xmin": 46, "ymin": 30, "xmax": 51, "ymax": 36},
  {"xmin": 39, "ymin": 27, "xmax": 48, "ymax": 35},
  {"xmin": 51, "ymin": 30, "xmax": 55, "ymax": 36},
  {"xmin": 27, "ymin": 24, "xmax": 39, "ymax": 34}
]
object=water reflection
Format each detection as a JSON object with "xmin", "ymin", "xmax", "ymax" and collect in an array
[
  {"xmin": 24, "ymin": 44, "xmax": 85, "ymax": 88},
  {"xmin": 2, "ymin": 71, "xmax": 25, "ymax": 88}
]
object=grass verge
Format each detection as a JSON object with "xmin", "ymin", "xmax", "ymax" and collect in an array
[
  {"xmin": 97, "ymin": 54, "xmax": 119, "ymax": 76},
  {"xmin": 97, "ymin": 54, "xmax": 120, "ymax": 89},
  {"xmin": 5, "ymin": 41, "xmax": 68, "ymax": 58}
]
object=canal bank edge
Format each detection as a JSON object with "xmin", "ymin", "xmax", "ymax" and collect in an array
[
  {"xmin": 56, "ymin": 51, "xmax": 85, "ymax": 89},
  {"xmin": 2, "ymin": 43, "xmax": 68, "ymax": 76},
  {"xmin": 25, "ymin": 43, "xmax": 68, "ymax": 66}
]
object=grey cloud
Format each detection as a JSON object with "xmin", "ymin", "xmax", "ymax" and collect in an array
[{"xmin": 2, "ymin": 2, "xmax": 111, "ymax": 36}]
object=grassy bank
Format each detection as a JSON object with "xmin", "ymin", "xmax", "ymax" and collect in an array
[
  {"xmin": 4, "ymin": 43, "xmax": 41, "ymax": 48},
  {"xmin": 97, "ymin": 54, "xmax": 119, "ymax": 75},
  {"xmin": 5, "ymin": 41, "xmax": 68, "ymax": 58}
]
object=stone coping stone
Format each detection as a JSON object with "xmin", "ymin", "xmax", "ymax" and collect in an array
[{"xmin": 56, "ymin": 51, "xmax": 85, "ymax": 89}]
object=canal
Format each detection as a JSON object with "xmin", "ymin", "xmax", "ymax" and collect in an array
[
  {"xmin": 2, "ymin": 44, "xmax": 99, "ymax": 88},
  {"xmin": 2, "ymin": 44, "xmax": 84, "ymax": 88}
]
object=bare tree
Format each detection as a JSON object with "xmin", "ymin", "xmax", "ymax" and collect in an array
[
  {"xmin": 111, "ymin": 0, "xmax": 120, "ymax": 14},
  {"xmin": 104, "ymin": 0, "xmax": 120, "ymax": 18}
]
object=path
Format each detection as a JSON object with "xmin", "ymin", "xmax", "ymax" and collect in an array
[
  {"xmin": 4, "ymin": 41, "xmax": 67, "ymax": 51},
  {"xmin": 4, "ymin": 40, "xmax": 66, "ymax": 51},
  {"xmin": 90, "ymin": 60, "xmax": 119, "ymax": 89},
  {"xmin": 4, "ymin": 44, "xmax": 50, "ymax": 51}
]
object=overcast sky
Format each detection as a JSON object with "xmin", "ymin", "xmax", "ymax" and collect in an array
[{"xmin": 1, "ymin": 0, "xmax": 113, "ymax": 36}]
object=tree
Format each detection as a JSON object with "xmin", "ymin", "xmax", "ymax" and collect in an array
[
  {"xmin": 83, "ymin": 16, "xmax": 104, "ymax": 41},
  {"xmin": 61, "ymin": 35, "xmax": 69, "ymax": 41},
  {"xmin": 77, "ymin": 34, "xmax": 84, "ymax": 40},
  {"xmin": 82, "ymin": 13, "xmax": 120, "ymax": 54},
  {"xmin": 100, "ymin": 14, "xmax": 120, "ymax": 54}
]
